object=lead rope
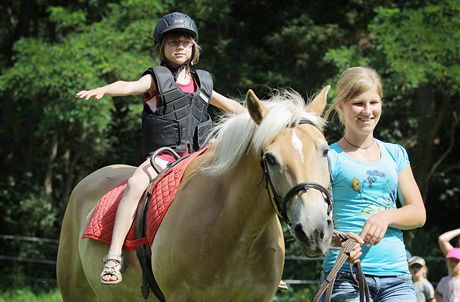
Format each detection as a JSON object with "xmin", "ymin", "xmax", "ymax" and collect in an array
[{"xmin": 311, "ymin": 235, "xmax": 370, "ymax": 302}]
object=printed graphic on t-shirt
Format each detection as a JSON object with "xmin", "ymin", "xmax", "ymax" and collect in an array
[
  {"xmin": 350, "ymin": 169, "xmax": 397, "ymax": 218},
  {"xmin": 360, "ymin": 204, "xmax": 384, "ymax": 218},
  {"xmin": 351, "ymin": 177, "xmax": 361, "ymax": 192}
]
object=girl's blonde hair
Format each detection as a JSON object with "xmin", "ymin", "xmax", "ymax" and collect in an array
[
  {"xmin": 153, "ymin": 31, "xmax": 201, "ymax": 66},
  {"xmin": 324, "ymin": 66, "xmax": 383, "ymax": 125}
]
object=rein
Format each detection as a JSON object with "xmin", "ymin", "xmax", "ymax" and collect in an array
[
  {"xmin": 261, "ymin": 118, "xmax": 333, "ymax": 227},
  {"xmin": 312, "ymin": 232, "xmax": 370, "ymax": 302}
]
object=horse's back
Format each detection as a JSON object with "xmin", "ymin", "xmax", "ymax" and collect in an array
[{"xmin": 57, "ymin": 164, "xmax": 135, "ymax": 302}]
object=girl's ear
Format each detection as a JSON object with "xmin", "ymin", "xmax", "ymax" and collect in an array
[{"xmin": 337, "ymin": 102, "xmax": 344, "ymax": 111}]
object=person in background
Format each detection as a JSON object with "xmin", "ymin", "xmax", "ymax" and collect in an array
[
  {"xmin": 76, "ymin": 12, "xmax": 243, "ymax": 284},
  {"xmin": 320, "ymin": 66, "xmax": 426, "ymax": 301},
  {"xmin": 435, "ymin": 248, "xmax": 460, "ymax": 302},
  {"xmin": 409, "ymin": 256, "xmax": 436, "ymax": 302},
  {"xmin": 439, "ymin": 228, "xmax": 460, "ymax": 256}
]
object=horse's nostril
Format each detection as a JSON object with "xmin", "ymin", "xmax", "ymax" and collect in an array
[
  {"xmin": 327, "ymin": 218, "xmax": 333, "ymax": 226},
  {"xmin": 294, "ymin": 223, "xmax": 308, "ymax": 242},
  {"xmin": 316, "ymin": 229, "xmax": 325, "ymax": 240}
]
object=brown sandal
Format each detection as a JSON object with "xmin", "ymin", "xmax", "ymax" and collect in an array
[{"xmin": 100, "ymin": 255, "xmax": 123, "ymax": 284}]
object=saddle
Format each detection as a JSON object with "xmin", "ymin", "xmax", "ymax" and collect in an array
[
  {"xmin": 133, "ymin": 147, "xmax": 207, "ymax": 301},
  {"xmin": 82, "ymin": 147, "xmax": 206, "ymax": 249},
  {"xmin": 311, "ymin": 232, "xmax": 370, "ymax": 302}
]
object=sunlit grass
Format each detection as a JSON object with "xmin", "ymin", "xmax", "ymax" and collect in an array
[
  {"xmin": 0, "ymin": 289, "xmax": 61, "ymax": 302},
  {"xmin": 0, "ymin": 287, "xmax": 315, "ymax": 301}
]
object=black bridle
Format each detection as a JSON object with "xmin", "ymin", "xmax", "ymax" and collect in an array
[{"xmin": 260, "ymin": 119, "xmax": 333, "ymax": 227}]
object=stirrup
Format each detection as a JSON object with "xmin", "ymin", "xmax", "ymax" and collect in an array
[{"xmin": 149, "ymin": 147, "xmax": 180, "ymax": 174}]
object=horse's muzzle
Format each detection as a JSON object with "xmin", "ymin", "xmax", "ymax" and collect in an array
[{"xmin": 293, "ymin": 220, "xmax": 333, "ymax": 257}]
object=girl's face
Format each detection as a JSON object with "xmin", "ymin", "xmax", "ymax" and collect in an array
[
  {"xmin": 339, "ymin": 86, "xmax": 382, "ymax": 136},
  {"xmin": 163, "ymin": 34, "xmax": 194, "ymax": 67},
  {"xmin": 409, "ymin": 264, "xmax": 425, "ymax": 281},
  {"xmin": 447, "ymin": 258, "xmax": 460, "ymax": 276}
]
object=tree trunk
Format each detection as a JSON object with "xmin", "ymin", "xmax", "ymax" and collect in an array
[
  {"xmin": 44, "ymin": 132, "xmax": 58, "ymax": 195},
  {"xmin": 412, "ymin": 86, "xmax": 436, "ymax": 200},
  {"xmin": 412, "ymin": 85, "xmax": 450, "ymax": 201}
]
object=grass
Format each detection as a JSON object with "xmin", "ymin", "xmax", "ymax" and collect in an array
[
  {"xmin": 0, "ymin": 289, "xmax": 61, "ymax": 302},
  {"xmin": 0, "ymin": 286, "xmax": 314, "ymax": 301}
]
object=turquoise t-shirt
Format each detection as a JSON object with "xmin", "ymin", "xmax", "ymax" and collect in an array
[{"xmin": 322, "ymin": 139, "xmax": 410, "ymax": 276}]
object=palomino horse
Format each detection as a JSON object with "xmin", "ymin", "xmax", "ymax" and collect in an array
[{"xmin": 57, "ymin": 86, "xmax": 333, "ymax": 302}]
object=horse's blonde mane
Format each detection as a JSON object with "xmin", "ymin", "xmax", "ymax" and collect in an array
[{"xmin": 203, "ymin": 90, "xmax": 326, "ymax": 175}]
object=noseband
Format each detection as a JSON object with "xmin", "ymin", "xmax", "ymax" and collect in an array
[{"xmin": 261, "ymin": 118, "xmax": 333, "ymax": 227}]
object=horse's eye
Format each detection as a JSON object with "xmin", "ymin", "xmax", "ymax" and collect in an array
[
  {"xmin": 323, "ymin": 148, "xmax": 329, "ymax": 157},
  {"xmin": 263, "ymin": 153, "xmax": 278, "ymax": 166}
]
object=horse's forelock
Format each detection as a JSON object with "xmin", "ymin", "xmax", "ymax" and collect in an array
[
  {"xmin": 202, "ymin": 90, "xmax": 325, "ymax": 175},
  {"xmin": 253, "ymin": 91, "xmax": 325, "ymax": 151}
]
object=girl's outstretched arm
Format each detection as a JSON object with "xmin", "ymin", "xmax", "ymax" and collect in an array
[
  {"xmin": 209, "ymin": 91, "xmax": 244, "ymax": 114},
  {"xmin": 76, "ymin": 75, "xmax": 155, "ymax": 100}
]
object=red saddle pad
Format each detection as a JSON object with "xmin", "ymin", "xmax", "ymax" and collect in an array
[{"xmin": 82, "ymin": 148, "xmax": 207, "ymax": 249}]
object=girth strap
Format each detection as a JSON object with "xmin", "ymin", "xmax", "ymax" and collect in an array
[
  {"xmin": 312, "ymin": 233, "xmax": 370, "ymax": 302},
  {"xmin": 135, "ymin": 181, "xmax": 166, "ymax": 302},
  {"xmin": 133, "ymin": 148, "xmax": 197, "ymax": 301}
]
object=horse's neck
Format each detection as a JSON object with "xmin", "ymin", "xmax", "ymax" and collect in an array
[{"xmin": 221, "ymin": 154, "xmax": 278, "ymax": 237}]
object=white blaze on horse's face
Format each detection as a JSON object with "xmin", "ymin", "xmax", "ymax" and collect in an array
[{"xmin": 291, "ymin": 129, "xmax": 305, "ymax": 163}]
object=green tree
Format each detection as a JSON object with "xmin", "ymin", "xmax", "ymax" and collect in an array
[
  {"xmin": 1, "ymin": 0, "xmax": 457, "ymax": 295},
  {"xmin": 0, "ymin": 3, "xmax": 171, "ymax": 286}
]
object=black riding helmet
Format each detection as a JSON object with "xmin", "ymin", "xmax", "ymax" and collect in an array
[{"xmin": 153, "ymin": 12, "xmax": 199, "ymax": 43}]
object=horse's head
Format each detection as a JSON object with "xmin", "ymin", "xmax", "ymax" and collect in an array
[{"xmin": 246, "ymin": 87, "xmax": 333, "ymax": 257}]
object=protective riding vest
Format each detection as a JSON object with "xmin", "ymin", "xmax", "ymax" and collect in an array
[{"xmin": 141, "ymin": 66, "xmax": 213, "ymax": 155}]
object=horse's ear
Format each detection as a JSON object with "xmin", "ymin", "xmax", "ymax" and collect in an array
[
  {"xmin": 305, "ymin": 85, "xmax": 330, "ymax": 115},
  {"xmin": 246, "ymin": 89, "xmax": 267, "ymax": 125}
]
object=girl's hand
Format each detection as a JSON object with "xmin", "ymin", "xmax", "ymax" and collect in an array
[
  {"xmin": 75, "ymin": 88, "xmax": 106, "ymax": 100},
  {"xmin": 360, "ymin": 211, "xmax": 390, "ymax": 246},
  {"xmin": 343, "ymin": 232, "xmax": 363, "ymax": 264}
]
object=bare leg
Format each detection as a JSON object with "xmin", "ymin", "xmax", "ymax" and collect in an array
[{"xmin": 101, "ymin": 157, "xmax": 168, "ymax": 283}]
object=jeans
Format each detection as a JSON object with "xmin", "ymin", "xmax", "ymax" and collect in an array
[{"xmin": 319, "ymin": 271, "xmax": 416, "ymax": 302}]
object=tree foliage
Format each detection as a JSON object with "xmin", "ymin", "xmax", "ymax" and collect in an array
[{"xmin": 1, "ymin": 0, "xmax": 459, "ymax": 296}]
